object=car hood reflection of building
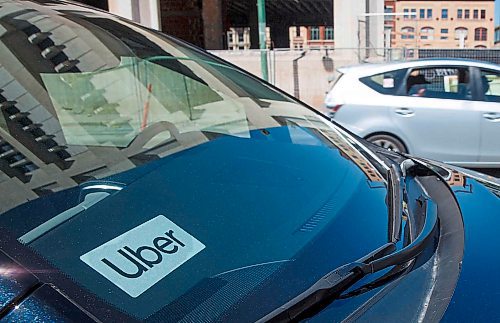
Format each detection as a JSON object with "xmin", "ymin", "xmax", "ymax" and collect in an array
[
  {"xmin": 264, "ymin": 102, "xmax": 386, "ymax": 183},
  {"xmin": 322, "ymin": 129, "xmax": 384, "ymax": 182},
  {"xmin": 0, "ymin": 0, "xmax": 387, "ymax": 221},
  {"xmin": 0, "ymin": 1, "xmax": 208, "ymax": 213},
  {"xmin": 0, "ymin": 2, "xmax": 122, "ymax": 191}
]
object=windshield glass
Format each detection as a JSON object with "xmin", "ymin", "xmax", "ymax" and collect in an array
[
  {"xmin": 40, "ymin": 55, "xmax": 296, "ymax": 148},
  {"xmin": 0, "ymin": 1, "xmax": 390, "ymax": 321}
]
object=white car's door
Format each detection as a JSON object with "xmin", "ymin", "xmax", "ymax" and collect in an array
[
  {"xmin": 391, "ymin": 66, "xmax": 480, "ymax": 164},
  {"xmin": 477, "ymin": 68, "xmax": 500, "ymax": 165}
]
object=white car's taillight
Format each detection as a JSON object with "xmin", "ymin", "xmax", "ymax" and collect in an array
[
  {"xmin": 330, "ymin": 104, "xmax": 343, "ymax": 113},
  {"xmin": 327, "ymin": 104, "xmax": 343, "ymax": 118}
]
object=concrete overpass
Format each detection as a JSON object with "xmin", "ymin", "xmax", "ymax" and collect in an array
[{"xmin": 76, "ymin": 0, "xmax": 383, "ymax": 51}]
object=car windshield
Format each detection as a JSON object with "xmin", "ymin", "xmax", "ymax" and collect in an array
[
  {"xmin": 40, "ymin": 54, "xmax": 315, "ymax": 148},
  {"xmin": 0, "ymin": 2, "xmax": 390, "ymax": 321}
]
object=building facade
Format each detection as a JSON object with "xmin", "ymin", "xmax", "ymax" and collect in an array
[
  {"xmin": 385, "ymin": 0, "xmax": 397, "ymax": 47},
  {"xmin": 226, "ymin": 27, "xmax": 271, "ymax": 50},
  {"xmin": 392, "ymin": 0, "xmax": 495, "ymax": 48},
  {"xmin": 289, "ymin": 26, "xmax": 335, "ymax": 50}
]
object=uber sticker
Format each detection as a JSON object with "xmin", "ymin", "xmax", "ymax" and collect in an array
[{"xmin": 80, "ymin": 215, "xmax": 205, "ymax": 297}]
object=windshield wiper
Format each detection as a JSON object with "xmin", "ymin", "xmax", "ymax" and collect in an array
[
  {"xmin": 258, "ymin": 177, "xmax": 438, "ymax": 322},
  {"xmin": 18, "ymin": 182, "xmax": 124, "ymax": 245},
  {"xmin": 387, "ymin": 163, "xmax": 404, "ymax": 243}
]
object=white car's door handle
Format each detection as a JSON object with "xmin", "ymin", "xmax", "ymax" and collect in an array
[
  {"xmin": 483, "ymin": 112, "xmax": 500, "ymax": 122},
  {"xmin": 395, "ymin": 108, "xmax": 414, "ymax": 116}
]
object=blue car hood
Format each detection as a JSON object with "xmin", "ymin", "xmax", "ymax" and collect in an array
[
  {"xmin": 413, "ymin": 160, "xmax": 500, "ymax": 322},
  {"xmin": 0, "ymin": 126, "xmax": 391, "ymax": 321}
]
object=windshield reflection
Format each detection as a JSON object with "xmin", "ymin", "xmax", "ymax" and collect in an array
[{"xmin": 0, "ymin": 0, "xmax": 385, "ymax": 217}]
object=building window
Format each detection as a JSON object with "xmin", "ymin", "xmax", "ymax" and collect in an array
[
  {"xmin": 411, "ymin": 8, "xmax": 416, "ymax": 19},
  {"xmin": 310, "ymin": 27, "xmax": 320, "ymax": 40},
  {"xmin": 421, "ymin": 27, "xmax": 434, "ymax": 40},
  {"xmin": 455, "ymin": 27, "xmax": 468, "ymax": 40},
  {"xmin": 441, "ymin": 29, "xmax": 449, "ymax": 34},
  {"xmin": 384, "ymin": 6, "xmax": 393, "ymax": 20},
  {"xmin": 457, "ymin": 9, "xmax": 463, "ymax": 19},
  {"xmin": 481, "ymin": 10, "xmax": 486, "ymax": 19},
  {"xmin": 359, "ymin": 69, "xmax": 408, "ymax": 95},
  {"xmin": 441, "ymin": 9, "xmax": 448, "ymax": 19},
  {"xmin": 475, "ymin": 27, "xmax": 487, "ymax": 41},
  {"xmin": 420, "ymin": 8, "xmax": 425, "ymax": 19},
  {"xmin": 464, "ymin": 9, "xmax": 470, "ymax": 19},
  {"xmin": 427, "ymin": 9, "xmax": 432, "ymax": 18},
  {"xmin": 401, "ymin": 26, "xmax": 415, "ymax": 39},
  {"xmin": 325, "ymin": 27, "xmax": 334, "ymax": 40},
  {"xmin": 296, "ymin": 27, "xmax": 301, "ymax": 37},
  {"xmin": 473, "ymin": 9, "xmax": 478, "ymax": 19},
  {"xmin": 441, "ymin": 36, "xmax": 448, "ymax": 40}
]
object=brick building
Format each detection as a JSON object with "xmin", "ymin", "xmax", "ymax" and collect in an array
[
  {"xmin": 385, "ymin": 0, "xmax": 397, "ymax": 47},
  {"xmin": 289, "ymin": 26, "xmax": 335, "ymax": 50},
  {"xmin": 389, "ymin": 0, "xmax": 496, "ymax": 48}
]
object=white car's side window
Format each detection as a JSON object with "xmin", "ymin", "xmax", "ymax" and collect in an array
[
  {"xmin": 480, "ymin": 69, "xmax": 500, "ymax": 103},
  {"xmin": 405, "ymin": 67, "xmax": 471, "ymax": 100},
  {"xmin": 359, "ymin": 69, "xmax": 407, "ymax": 95}
]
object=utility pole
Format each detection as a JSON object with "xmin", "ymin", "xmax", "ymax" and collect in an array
[{"xmin": 257, "ymin": 0, "xmax": 269, "ymax": 81}]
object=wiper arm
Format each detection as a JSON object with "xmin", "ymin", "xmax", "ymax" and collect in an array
[
  {"xmin": 258, "ymin": 195, "xmax": 438, "ymax": 322},
  {"xmin": 18, "ymin": 182, "xmax": 123, "ymax": 245},
  {"xmin": 387, "ymin": 164, "xmax": 404, "ymax": 243}
]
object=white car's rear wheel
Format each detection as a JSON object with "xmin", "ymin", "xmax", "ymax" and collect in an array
[{"xmin": 366, "ymin": 134, "xmax": 407, "ymax": 153}]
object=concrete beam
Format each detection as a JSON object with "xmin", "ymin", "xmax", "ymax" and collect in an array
[
  {"xmin": 108, "ymin": 0, "xmax": 161, "ymax": 30},
  {"xmin": 108, "ymin": 0, "xmax": 135, "ymax": 20}
]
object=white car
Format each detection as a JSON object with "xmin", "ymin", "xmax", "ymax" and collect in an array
[{"xmin": 325, "ymin": 59, "xmax": 500, "ymax": 168}]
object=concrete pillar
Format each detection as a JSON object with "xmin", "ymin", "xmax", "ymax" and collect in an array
[
  {"xmin": 334, "ymin": 0, "xmax": 366, "ymax": 50},
  {"xmin": 334, "ymin": 0, "xmax": 384, "ymax": 60},
  {"xmin": 108, "ymin": 0, "xmax": 161, "ymax": 30},
  {"xmin": 108, "ymin": 0, "xmax": 135, "ymax": 20},
  {"xmin": 202, "ymin": 0, "xmax": 224, "ymax": 49},
  {"xmin": 368, "ymin": 0, "xmax": 384, "ymax": 49},
  {"xmin": 141, "ymin": 0, "xmax": 161, "ymax": 30}
]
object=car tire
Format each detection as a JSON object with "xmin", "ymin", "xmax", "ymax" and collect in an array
[{"xmin": 366, "ymin": 134, "xmax": 408, "ymax": 153}]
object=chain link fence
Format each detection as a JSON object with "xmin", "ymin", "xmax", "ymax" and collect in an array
[
  {"xmin": 210, "ymin": 48, "xmax": 500, "ymax": 110},
  {"xmin": 417, "ymin": 49, "xmax": 500, "ymax": 64}
]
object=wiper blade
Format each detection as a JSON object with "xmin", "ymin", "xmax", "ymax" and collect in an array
[
  {"xmin": 256, "ymin": 243, "xmax": 395, "ymax": 323},
  {"xmin": 387, "ymin": 163, "xmax": 404, "ymax": 243},
  {"xmin": 258, "ymin": 195, "xmax": 438, "ymax": 322},
  {"xmin": 386, "ymin": 158, "xmax": 418, "ymax": 243},
  {"xmin": 18, "ymin": 182, "xmax": 124, "ymax": 245}
]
